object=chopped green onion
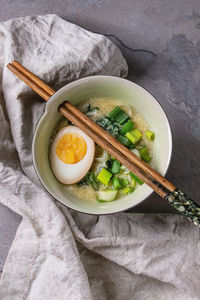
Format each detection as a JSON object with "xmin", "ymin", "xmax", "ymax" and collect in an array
[
  {"xmin": 108, "ymin": 106, "xmax": 129, "ymax": 124},
  {"xmin": 122, "ymin": 187, "xmax": 134, "ymax": 194},
  {"xmin": 130, "ymin": 173, "xmax": 144, "ymax": 185},
  {"xmin": 120, "ymin": 178, "xmax": 129, "ymax": 187},
  {"xmin": 108, "ymin": 106, "xmax": 122, "ymax": 120},
  {"xmin": 111, "ymin": 160, "xmax": 121, "ymax": 174},
  {"xmin": 114, "ymin": 111, "xmax": 129, "ymax": 124},
  {"xmin": 145, "ymin": 130, "xmax": 155, "ymax": 141},
  {"xmin": 130, "ymin": 177, "xmax": 136, "ymax": 188},
  {"xmin": 125, "ymin": 129, "xmax": 142, "ymax": 144},
  {"xmin": 120, "ymin": 120, "xmax": 134, "ymax": 135},
  {"xmin": 139, "ymin": 146, "xmax": 151, "ymax": 162},
  {"xmin": 97, "ymin": 168, "xmax": 112, "ymax": 185},
  {"xmin": 85, "ymin": 172, "xmax": 99, "ymax": 191},
  {"xmin": 117, "ymin": 135, "xmax": 132, "ymax": 148},
  {"xmin": 112, "ymin": 176, "xmax": 123, "ymax": 190},
  {"xmin": 97, "ymin": 190, "xmax": 118, "ymax": 201}
]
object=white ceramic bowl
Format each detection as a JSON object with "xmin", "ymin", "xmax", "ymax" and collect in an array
[{"xmin": 33, "ymin": 76, "xmax": 172, "ymax": 214}]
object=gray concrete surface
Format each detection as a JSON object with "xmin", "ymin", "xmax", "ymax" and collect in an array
[
  {"xmin": 0, "ymin": 204, "xmax": 22, "ymax": 277},
  {"xmin": 0, "ymin": 0, "xmax": 200, "ymax": 275}
]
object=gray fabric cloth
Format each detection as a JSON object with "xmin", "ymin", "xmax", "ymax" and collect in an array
[{"xmin": 0, "ymin": 14, "xmax": 199, "ymax": 300}]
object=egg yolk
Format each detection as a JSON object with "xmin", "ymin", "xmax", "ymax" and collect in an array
[{"xmin": 56, "ymin": 133, "xmax": 87, "ymax": 164}]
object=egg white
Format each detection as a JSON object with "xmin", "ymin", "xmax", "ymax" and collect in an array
[{"xmin": 50, "ymin": 126, "xmax": 95, "ymax": 184}]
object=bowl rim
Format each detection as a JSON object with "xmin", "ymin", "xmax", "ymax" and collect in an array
[{"xmin": 32, "ymin": 75, "xmax": 173, "ymax": 215}]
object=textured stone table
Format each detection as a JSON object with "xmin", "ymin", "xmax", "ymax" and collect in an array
[{"xmin": 0, "ymin": 0, "xmax": 200, "ymax": 276}]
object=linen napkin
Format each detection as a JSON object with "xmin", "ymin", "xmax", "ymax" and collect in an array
[{"xmin": 0, "ymin": 14, "xmax": 199, "ymax": 300}]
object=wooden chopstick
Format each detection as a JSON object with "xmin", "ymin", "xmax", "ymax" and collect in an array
[
  {"xmin": 64, "ymin": 101, "xmax": 176, "ymax": 192},
  {"xmin": 59, "ymin": 104, "xmax": 167, "ymax": 198},
  {"xmin": 7, "ymin": 61, "xmax": 55, "ymax": 101},
  {"xmin": 7, "ymin": 60, "xmax": 200, "ymax": 226},
  {"xmin": 12, "ymin": 60, "xmax": 55, "ymax": 97}
]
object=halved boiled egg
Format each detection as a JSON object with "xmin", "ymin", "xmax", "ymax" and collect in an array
[{"xmin": 50, "ymin": 126, "xmax": 95, "ymax": 184}]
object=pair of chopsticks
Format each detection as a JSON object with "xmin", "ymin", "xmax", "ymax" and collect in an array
[{"xmin": 7, "ymin": 60, "xmax": 200, "ymax": 226}]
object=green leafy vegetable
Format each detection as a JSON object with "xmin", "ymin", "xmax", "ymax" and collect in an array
[
  {"xmin": 96, "ymin": 117, "xmax": 120, "ymax": 138},
  {"xmin": 106, "ymin": 124, "xmax": 120, "ymax": 138},
  {"xmin": 96, "ymin": 117, "xmax": 112, "ymax": 128},
  {"xmin": 85, "ymin": 172, "xmax": 99, "ymax": 191}
]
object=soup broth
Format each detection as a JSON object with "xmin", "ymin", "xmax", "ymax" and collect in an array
[{"xmin": 50, "ymin": 97, "xmax": 155, "ymax": 202}]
